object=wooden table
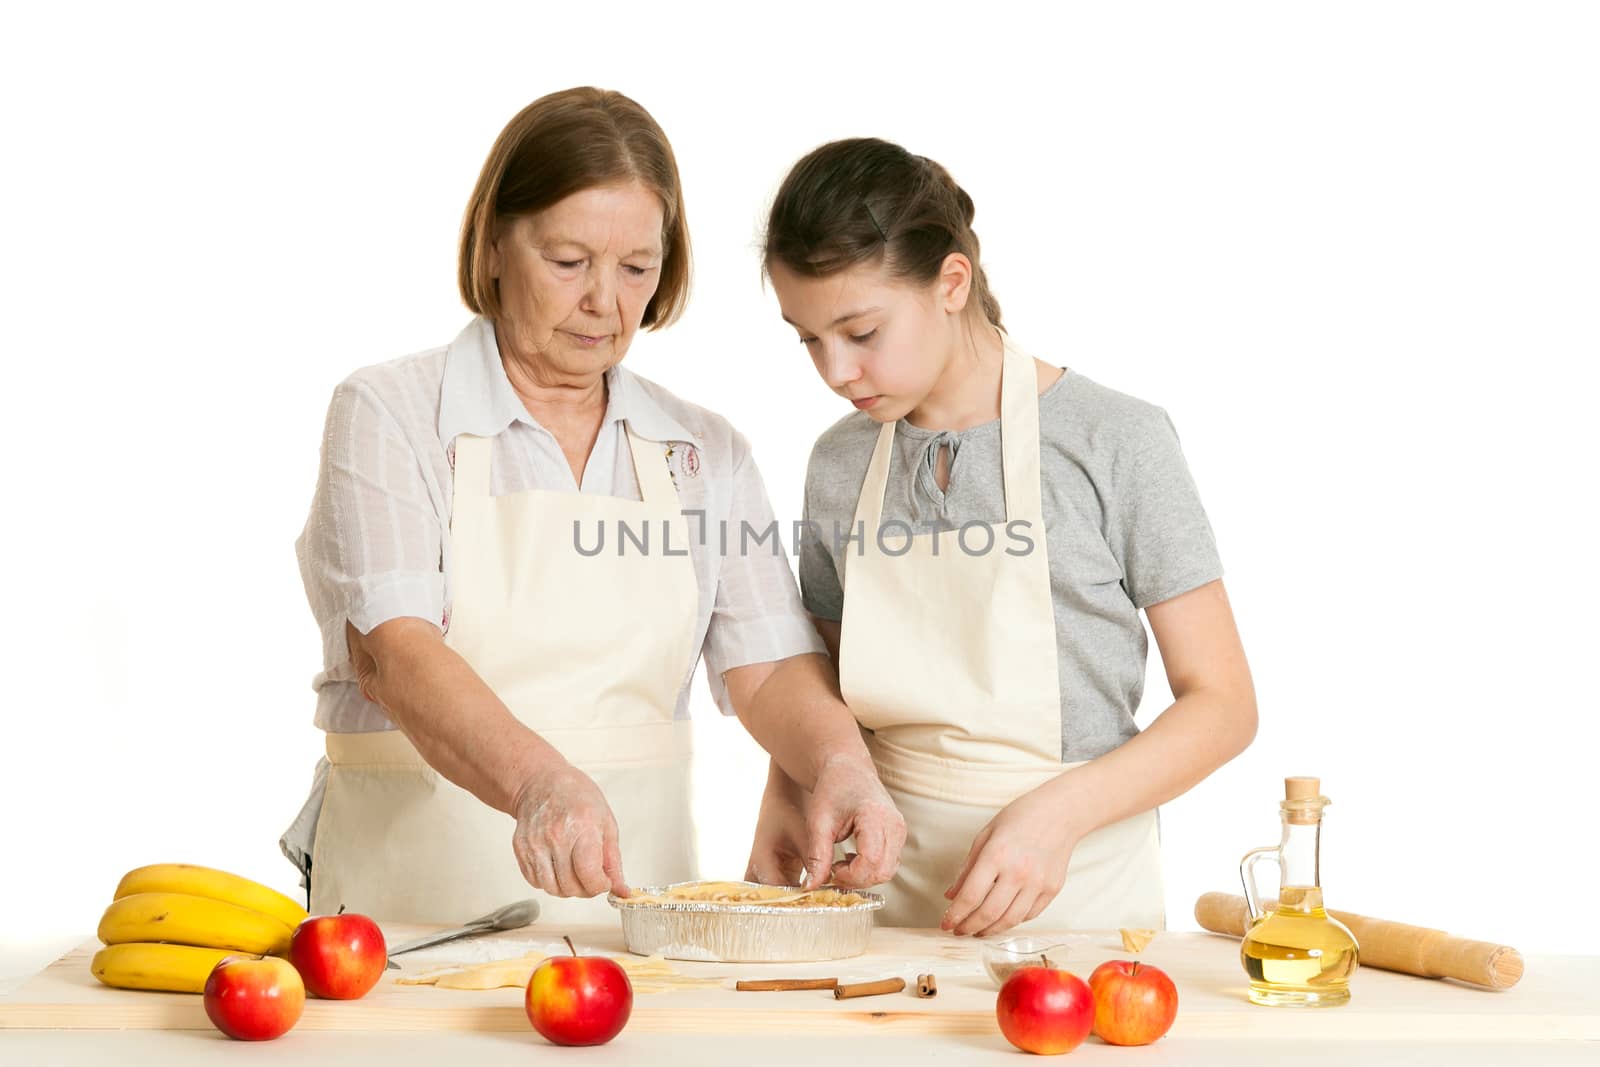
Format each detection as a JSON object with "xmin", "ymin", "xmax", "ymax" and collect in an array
[{"xmin": 3, "ymin": 924, "xmax": 1596, "ymax": 1064}]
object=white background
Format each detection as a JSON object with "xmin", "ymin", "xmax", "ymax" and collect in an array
[{"xmin": 2, "ymin": 0, "xmax": 1596, "ymax": 980}]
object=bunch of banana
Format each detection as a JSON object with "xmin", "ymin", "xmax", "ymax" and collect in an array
[
  {"xmin": 89, "ymin": 943, "xmax": 243, "ymax": 995},
  {"xmin": 91, "ymin": 863, "xmax": 309, "ymax": 993}
]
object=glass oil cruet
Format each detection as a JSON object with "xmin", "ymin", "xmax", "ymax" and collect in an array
[{"xmin": 1239, "ymin": 776, "xmax": 1360, "ymax": 1006}]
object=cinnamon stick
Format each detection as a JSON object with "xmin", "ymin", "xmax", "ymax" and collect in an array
[
  {"xmin": 736, "ymin": 978, "xmax": 839, "ymax": 992},
  {"xmin": 834, "ymin": 977, "xmax": 906, "ymax": 1000},
  {"xmin": 915, "ymin": 974, "xmax": 937, "ymax": 998}
]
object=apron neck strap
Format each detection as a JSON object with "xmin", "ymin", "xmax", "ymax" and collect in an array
[
  {"xmin": 853, "ymin": 337, "xmax": 1044, "ymax": 531},
  {"xmin": 624, "ymin": 424, "xmax": 680, "ymax": 506},
  {"xmin": 998, "ymin": 338, "xmax": 1043, "ymax": 523},
  {"xmin": 452, "ymin": 434, "xmax": 493, "ymax": 500},
  {"xmin": 856, "ymin": 422, "xmax": 896, "ymax": 534}
]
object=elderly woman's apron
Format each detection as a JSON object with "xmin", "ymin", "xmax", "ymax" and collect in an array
[
  {"xmin": 309, "ymin": 424, "xmax": 700, "ymax": 924},
  {"xmin": 836, "ymin": 339, "xmax": 1165, "ymax": 931}
]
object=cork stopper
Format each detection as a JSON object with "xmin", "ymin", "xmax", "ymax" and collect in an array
[
  {"xmin": 1283, "ymin": 776, "xmax": 1327, "ymax": 825},
  {"xmin": 1285, "ymin": 776, "xmax": 1320, "ymax": 801}
]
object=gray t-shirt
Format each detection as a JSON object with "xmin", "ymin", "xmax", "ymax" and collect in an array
[{"xmin": 800, "ymin": 367, "xmax": 1223, "ymax": 762}]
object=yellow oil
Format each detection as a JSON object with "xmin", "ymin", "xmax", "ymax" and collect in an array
[{"xmin": 1240, "ymin": 886, "xmax": 1359, "ymax": 1007}]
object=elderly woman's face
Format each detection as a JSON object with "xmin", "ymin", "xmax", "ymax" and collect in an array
[{"xmin": 489, "ymin": 182, "xmax": 665, "ymax": 378}]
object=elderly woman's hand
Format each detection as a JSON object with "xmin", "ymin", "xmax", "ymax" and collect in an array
[
  {"xmin": 511, "ymin": 762, "xmax": 630, "ymax": 899},
  {"xmin": 746, "ymin": 757, "xmax": 905, "ymax": 891},
  {"xmin": 803, "ymin": 754, "xmax": 905, "ymax": 890}
]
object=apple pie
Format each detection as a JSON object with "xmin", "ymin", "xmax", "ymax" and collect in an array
[{"xmin": 616, "ymin": 880, "xmax": 869, "ymax": 908}]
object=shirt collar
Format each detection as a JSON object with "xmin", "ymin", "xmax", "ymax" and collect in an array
[
  {"xmin": 606, "ymin": 360, "xmax": 697, "ymax": 444},
  {"xmin": 438, "ymin": 316, "xmax": 695, "ymax": 446}
]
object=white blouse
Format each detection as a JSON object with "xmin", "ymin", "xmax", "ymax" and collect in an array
[
  {"xmin": 297, "ymin": 315, "xmax": 823, "ymax": 729},
  {"xmin": 281, "ymin": 317, "xmax": 823, "ymax": 882}
]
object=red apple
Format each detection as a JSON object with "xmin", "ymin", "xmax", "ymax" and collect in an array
[
  {"xmin": 1087, "ymin": 959, "xmax": 1179, "ymax": 1046},
  {"xmin": 289, "ymin": 910, "xmax": 387, "ymax": 999},
  {"xmin": 996, "ymin": 964, "xmax": 1095, "ymax": 1055},
  {"xmin": 525, "ymin": 936, "xmax": 632, "ymax": 1046},
  {"xmin": 203, "ymin": 955, "xmax": 305, "ymax": 1041}
]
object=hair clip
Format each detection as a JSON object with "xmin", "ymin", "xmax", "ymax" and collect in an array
[{"xmin": 864, "ymin": 203, "xmax": 888, "ymax": 242}]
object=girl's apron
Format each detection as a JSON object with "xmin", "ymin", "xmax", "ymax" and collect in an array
[{"xmin": 837, "ymin": 339, "xmax": 1164, "ymax": 930}]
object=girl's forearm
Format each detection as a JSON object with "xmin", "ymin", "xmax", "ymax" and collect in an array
[{"xmin": 1048, "ymin": 683, "xmax": 1258, "ymax": 838}]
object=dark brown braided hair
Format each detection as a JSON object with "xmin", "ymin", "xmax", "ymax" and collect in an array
[{"xmin": 762, "ymin": 138, "xmax": 1001, "ymax": 329}]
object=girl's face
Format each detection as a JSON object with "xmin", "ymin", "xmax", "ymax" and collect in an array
[{"xmin": 769, "ymin": 257, "xmax": 971, "ymax": 423}]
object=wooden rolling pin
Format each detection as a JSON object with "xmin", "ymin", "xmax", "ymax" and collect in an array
[{"xmin": 1195, "ymin": 892, "xmax": 1524, "ymax": 990}]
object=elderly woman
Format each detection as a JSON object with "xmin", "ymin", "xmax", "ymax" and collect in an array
[{"xmin": 279, "ymin": 88, "xmax": 905, "ymax": 924}]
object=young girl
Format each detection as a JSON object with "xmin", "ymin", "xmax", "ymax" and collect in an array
[{"xmin": 747, "ymin": 138, "xmax": 1258, "ymax": 937}]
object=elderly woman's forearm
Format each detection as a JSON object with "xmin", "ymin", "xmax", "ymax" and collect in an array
[
  {"xmin": 358, "ymin": 624, "xmax": 566, "ymax": 815},
  {"xmin": 733, "ymin": 654, "xmax": 874, "ymax": 791}
]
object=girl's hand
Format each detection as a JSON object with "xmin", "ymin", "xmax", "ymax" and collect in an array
[
  {"xmin": 941, "ymin": 779, "xmax": 1082, "ymax": 937},
  {"xmin": 744, "ymin": 761, "xmax": 812, "ymax": 886}
]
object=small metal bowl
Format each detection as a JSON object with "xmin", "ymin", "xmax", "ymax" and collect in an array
[
  {"xmin": 608, "ymin": 881, "xmax": 885, "ymax": 963},
  {"xmin": 981, "ymin": 935, "xmax": 1072, "ymax": 988}
]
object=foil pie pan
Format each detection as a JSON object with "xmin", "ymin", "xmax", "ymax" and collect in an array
[{"xmin": 608, "ymin": 881, "xmax": 885, "ymax": 962}]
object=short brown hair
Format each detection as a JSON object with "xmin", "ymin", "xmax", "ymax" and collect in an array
[
  {"xmin": 762, "ymin": 138, "xmax": 1001, "ymax": 328},
  {"xmin": 458, "ymin": 88, "xmax": 691, "ymax": 328}
]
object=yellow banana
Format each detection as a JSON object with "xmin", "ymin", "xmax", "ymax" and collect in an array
[
  {"xmin": 114, "ymin": 863, "xmax": 308, "ymax": 930},
  {"xmin": 90, "ymin": 942, "xmax": 242, "ymax": 994},
  {"xmin": 98, "ymin": 892, "xmax": 294, "ymax": 956}
]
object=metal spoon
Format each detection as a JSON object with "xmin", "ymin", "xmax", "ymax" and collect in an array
[{"xmin": 383, "ymin": 898, "xmax": 542, "ymax": 970}]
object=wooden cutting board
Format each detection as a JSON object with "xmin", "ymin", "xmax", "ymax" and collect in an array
[{"xmin": 2, "ymin": 925, "xmax": 1595, "ymax": 1041}]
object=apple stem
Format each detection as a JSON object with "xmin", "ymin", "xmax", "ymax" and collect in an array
[
  {"xmin": 563, "ymin": 935, "xmax": 577, "ymax": 958},
  {"xmin": 337, "ymin": 905, "xmax": 347, "ymax": 916},
  {"xmin": 1131, "ymin": 962, "xmax": 1141, "ymax": 978}
]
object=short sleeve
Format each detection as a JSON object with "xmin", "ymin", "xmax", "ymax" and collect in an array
[
  {"xmin": 296, "ymin": 380, "xmax": 445, "ymax": 673},
  {"xmin": 1106, "ymin": 407, "xmax": 1224, "ymax": 610},
  {"xmin": 798, "ymin": 453, "xmax": 845, "ymax": 622},
  {"xmin": 702, "ymin": 430, "xmax": 827, "ymax": 715}
]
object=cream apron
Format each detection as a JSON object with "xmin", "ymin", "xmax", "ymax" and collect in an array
[
  {"xmin": 837, "ymin": 338, "xmax": 1165, "ymax": 931},
  {"xmin": 309, "ymin": 425, "xmax": 701, "ymax": 924}
]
